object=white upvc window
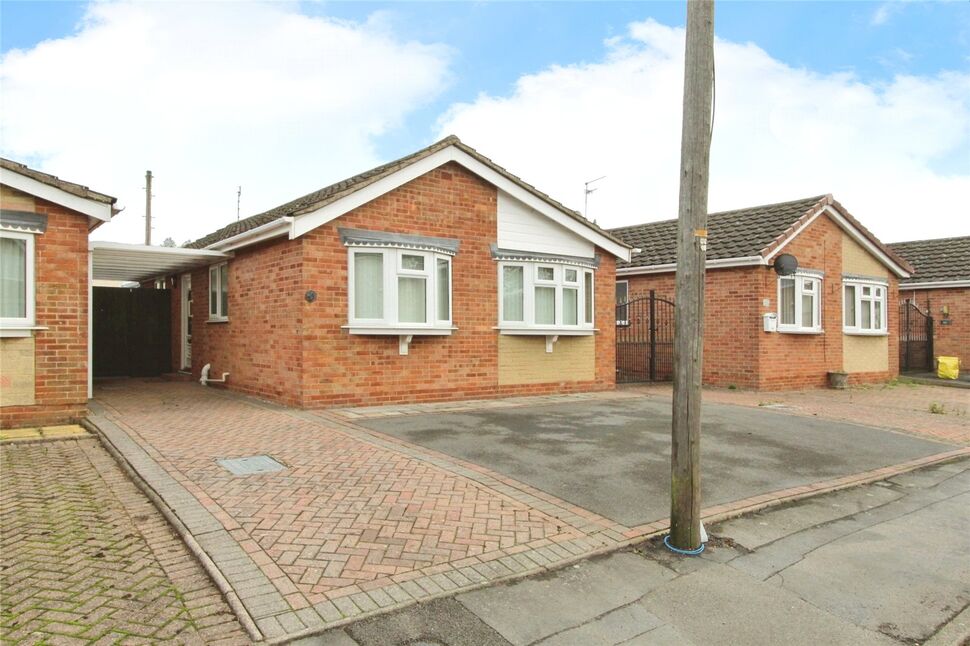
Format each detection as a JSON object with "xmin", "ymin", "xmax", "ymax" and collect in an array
[
  {"xmin": 208, "ymin": 262, "xmax": 229, "ymax": 321},
  {"xmin": 843, "ymin": 280, "xmax": 888, "ymax": 334},
  {"xmin": 0, "ymin": 231, "xmax": 35, "ymax": 329},
  {"xmin": 498, "ymin": 261, "xmax": 595, "ymax": 332},
  {"xmin": 778, "ymin": 273, "xmax": 822, "ymax": 333},
  {"xmin": 347, "ymin": 247, "xmax": 453, "ymax": 331}
]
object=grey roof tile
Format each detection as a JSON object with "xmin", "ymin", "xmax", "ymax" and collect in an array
[
  {"xmin": 0, "ymin": 157, "xmax": 117, "ymax": 205},
  {"xmin": 889, "ymin": 236, "xmax": 970, "ymax": 285}
]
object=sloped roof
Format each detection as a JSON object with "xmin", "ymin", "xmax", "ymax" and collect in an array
[
  {"xmin": 611, "ymin": 194, "xmax": 912, "ymax": 276},
  {"xmin": 889, "ymin": 236, "xmax": 970, "ymax": 286},
  {"xmin": 1, "ymin": 158, "xmax": 117, "ymax": 205},
  {"xmin": 187, "ymin": 135, "xmax": 627, "ymax": 250}
]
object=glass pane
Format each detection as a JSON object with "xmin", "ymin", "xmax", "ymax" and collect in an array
[
  {"xmin": 861, "ymin": 300, "xmax": 872, "ymax": 329},
  {"xmin": 402, "ymin": 254, "xmax": 424, "ymax": 271},
  {"xmin": 535, "ymin": 286, "xmax": 556, "ymax": 325},
  {"xmin": 502, "ymin": 266, "xmax": 524, "ymax": 322},
  {"xmin": 436, "ymin": 258, "xmax": 449, "ymax": 321},
  {"xmin": 584, "ymin": 273, "xmax": 593, "ymax": 324},
  {"xmin": 874, "ymin": 300, "xmax": 882, "ymax": 329},
  {"xmin": 220, "ymin": 266, "xmax": 229, "ymax": 317},
  {"xmin": 564, "ymin": 268, "xmax": 577, "ymax": 282},
  {"xmin": 0, "ymin": 237, "xmax": 27, "ymax": 318},
  {"xmin": 615, "ymin": 281, "xmax": 628, "ymax": 304},
  {"xmin": 537, "ymin": 266, "xmax": 554, "ymax": 281},
  {"xmin": 354, "ymin": 253, "xmax": 384, "ymax": 319},
  {"xmin": 801, "ymin": 292, "xmax": 814, "ymax": 328},
  {"xmin": 398, "ymin": 276, "xmax": 427, "ymax": 323},
  {"xmin": 844, "ymin": 285, "xmax": 856, "ymax": 326},
  {"xmin": 563, "ymin": 288, "xmax": 578, "ymax": 325},
  {"xmin": 210, "ymin": 267, "xmax": 218, "ymax": 316},
  {"xmin": 780, "ymin": 278, "xmax": 795, "ymax": 325}
]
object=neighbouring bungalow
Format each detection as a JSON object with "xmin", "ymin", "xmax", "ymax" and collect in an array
[
  {"xmin": 889, "ymin": 236, "xmax": 970, "ymax": 371},
  {"xmin": 157, "ymin": 136, "xmax": 632, "ymax": 408},
  {"xmin": 610, "ymin": 195, "xmax": 914, "ymax": 390},
  {"xmin": 1, "ymin": 159, "xmax": 118, "ymax": 428}
]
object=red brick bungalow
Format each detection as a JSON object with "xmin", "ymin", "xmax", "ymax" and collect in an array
[
  {"xmin": 610, "ymin": 195, "xmax": 914, "ymax": 390},
  {"xmin": 889, "ymin": 236, "xmax": 970, "ymax": 371},
  {"xmin": 1, "ymin": 159, "xmax": 118, "ymax": 428},
  {"xmin": 162, "ymin": 137, "xmax": 632, "ymax": 408}
]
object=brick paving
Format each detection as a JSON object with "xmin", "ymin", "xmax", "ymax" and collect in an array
[
  {"xmin": 631, "ymin": 381, "xmax": 970, "ymax": 445},
  {"xmin": 0, "ymin": 437, "xmax": 247, "ymax": 644},
  {"xmin": 90, "ymin": 380, "xmax": 970, "ymax": 641}
]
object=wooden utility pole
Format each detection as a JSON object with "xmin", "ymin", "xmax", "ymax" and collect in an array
[
  {"xmin": 144, "ymin": 170, "xmax": 153, "ymax": 246},
  {"xmin": 670, "ymin": 0, "xmax": 715, "ymax": 551}
]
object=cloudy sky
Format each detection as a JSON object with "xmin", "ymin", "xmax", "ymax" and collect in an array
[{"xmin": 2, "ymin": 1, "xmax": 968, "ymax": 245}]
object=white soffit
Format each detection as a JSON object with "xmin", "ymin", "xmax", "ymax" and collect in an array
[{"xmin": 90, "ymin": 241, "xmax": 229, "ymax": 282}]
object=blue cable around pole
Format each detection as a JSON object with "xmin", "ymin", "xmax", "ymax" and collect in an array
[{"xmin": 663, "ymin": 534, "xmax": 705, "ymax": 555}]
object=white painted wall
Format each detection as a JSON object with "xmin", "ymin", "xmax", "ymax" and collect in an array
[{"xmin": 497, "ymin": 191, "xmax": 594, "ymax": 258}]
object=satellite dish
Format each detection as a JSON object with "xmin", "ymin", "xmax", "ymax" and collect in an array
[{"xmin": 773, "ymin": 254, "xmax": 798, "ymax": 276}]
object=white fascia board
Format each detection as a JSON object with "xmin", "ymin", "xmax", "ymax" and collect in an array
[
  {"xmin": 899, "ymin": 280, "xmax": 970, "ymax": 290},
  {"xmin": 764, "ymin": 205, "xmax": 911, "ymax": 279},
  {"xmin": 205, "ymin": 218, "xmax": 291, "ymax": 252},
  {"xmin": 1, "ymin": 169, "xmax": 113, "ymax": 222},
  {"xmin": 616, "ymin": 256, "xmax": 766, "ymax": 276},
  {"xmin": 90, "ymin": 240, "xmax": 230, "ymax": 257},
  {"xmin": 289, "ymin": 146, "xmax": 632, "ymax": 261}
]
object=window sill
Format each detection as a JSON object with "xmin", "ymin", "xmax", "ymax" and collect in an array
[
  {"xmin": 0, "ymin": 326, "xmax": 47, "ymax": 338},
  {"xmin": 777, "ymin": 328, "xmax": 824, "ymax": 335},
  {"xmin": 496, "ymin": 327, "xmax": 597, "ymax": 336},
  {"xmin": 207, "ymin": 317, "xmax": 229, "ymax": 324},
  {"xmin": 343, "ymin": 325, "xmax": 456, "ymax": 336},
  {"xmin": 843, "ymin": 330, "xmax": 889, "ymax": 337}
]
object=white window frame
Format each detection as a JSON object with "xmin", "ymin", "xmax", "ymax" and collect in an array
[
  {"xmin": 208, "ymin": 262, "xmax": 229, "ymax": 322},
  {"xmin": 0, "ymin": 230, "xmax": 36, "ymax": 331},
  {"xmin": 497, "ymin": 260, "xmax": 596, "ymax": 334},
  {"xmin": 615, "ymin": 279, "xmax": 629, "ymax": 326},
  {"xmin": 843, "ymin": 279, "xmax": 888, "ymax": 335},
  {"xmin": 346, "ymin": 247, "xmax": 454, "ymax": 334},
  {"xmin": 777, "ymin": 273, "xmax": 822, "ymax": 334}
]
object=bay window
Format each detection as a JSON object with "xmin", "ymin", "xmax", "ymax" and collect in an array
[
  {"xmin": 778, "ymin": 273, "xmax": 821, "ymax": 333},
  {"xmin": 843, "ymin": 279, "xmax": 887, "ymax": 334},
  {"xmin": 208, "ymin": 262, "xmax": 229, "ymax": 321},
  {"xmin": 0, "ymin": 231, "xmax": 35, "ymax": 329},
  {"xmin": 498, "ymin": 261, "xmax": 595, "ymax": 331}
]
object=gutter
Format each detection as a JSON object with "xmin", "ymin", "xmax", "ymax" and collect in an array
[
  {"xmin": 206, "ymin": 217, "xmax": 292, "ymax": 252},
  {"xmin": 899, "ymin": 280, "xmax": 970, "ymax": 290},
  {"xmin": 617, "ymin": 255, "xmax": 766, "ymax": 276}
]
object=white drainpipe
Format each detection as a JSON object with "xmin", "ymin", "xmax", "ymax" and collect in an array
[{"xmin": 199, "ymin": 363, "xmax": 229, "ymax": 386}]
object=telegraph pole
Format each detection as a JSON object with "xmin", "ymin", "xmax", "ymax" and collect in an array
[
  {"xmin": 144, "ymin": 170, "xmax": 153, "ymax": 245},
  {"xmin": 670, "ymin": 0, "xmax": 715, "ymax": 551}
]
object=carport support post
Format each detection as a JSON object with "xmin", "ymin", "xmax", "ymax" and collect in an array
[{"xmin": 670, "ymin": 0, "xmax": 714, "ymax": 551}]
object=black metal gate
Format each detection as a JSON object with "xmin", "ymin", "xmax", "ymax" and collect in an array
[
  {"xmin": 93, "ymin": 287, "xmax": 172, "ymax": 378},
  {"xmin": 899, "ymin": 298, "xmax": 933, "ymax": 373},
  {"xmin": 616, "ymin": 290, "xmax": 675, "ymax": 383}
]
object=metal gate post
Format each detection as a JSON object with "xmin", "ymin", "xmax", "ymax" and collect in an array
[
  {"xmin": 926, "ymin": 296, "xmax": 934, "ymax": 371},
  {"xmin": 905, "ymin": 299, "xmax": 912, "ymax": 372},
  {"xmin": 649, "ymin": 290, "xmax": 657, "ymax": 382}
]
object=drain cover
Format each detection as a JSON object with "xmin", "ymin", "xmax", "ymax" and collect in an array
[{"xmin": 217, "ymin": 455, "xmax": 285, "ymax": 476}]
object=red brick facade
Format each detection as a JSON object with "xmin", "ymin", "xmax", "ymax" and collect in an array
[
  {"xmin": 181, "ymin": 163, "xmax": 617, "ymax": 408},
  {"xmin": 900, "ymin": 286, "xmax": 969, "ymax": 370},
  {"xmin": 1, "ymin": 195, "xmax": 90, "ymax": 428},
  {"xmin": 621, "ymin": 213, "xmax": 900, "ymax": 390}
]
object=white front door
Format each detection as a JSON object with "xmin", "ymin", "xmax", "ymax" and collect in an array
[{"xmin": 181, "ymin": 274, "xmax": 192, "ymax": 371}]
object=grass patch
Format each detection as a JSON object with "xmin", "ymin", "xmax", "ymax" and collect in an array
[{"xmin": 929, "ymin": 402, "xmax": 946, "ymax": 415}]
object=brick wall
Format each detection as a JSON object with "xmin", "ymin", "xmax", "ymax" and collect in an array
[
  {"xmin": 901, "ymin": 286, "xmax": 969, "ymax": 369},
  {"xmin": 621, "ymin": 213, "xmax": 899, "ymax": 391},
  {"xmin": 1, "ymin": 192, "xmax": 90, "ymax": 428}
]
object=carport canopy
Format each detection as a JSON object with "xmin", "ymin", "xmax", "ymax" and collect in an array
[{"xmin": 90, "ymin": 241, "xmax": 229, "ymax": 283}]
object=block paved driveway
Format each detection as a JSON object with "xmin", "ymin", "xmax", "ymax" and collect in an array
[
  {"xmin": 0, "ymin": 436, "xmax": 246, "ymax": 644},
  {"xmin": 90, "ymin": 380, "xmax": 969, "ymax": 642}
]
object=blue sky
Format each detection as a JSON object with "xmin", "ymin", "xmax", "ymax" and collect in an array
[{"xmin": 1, "ymin": 1, "xmax": 968, "ymax": 243}]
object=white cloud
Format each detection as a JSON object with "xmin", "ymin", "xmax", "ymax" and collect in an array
[
  {"xmin": 439, "ymin": 19, "xmax": 970, "ymax": 242},
  {"xmin": 1, "ymin": 1, "xmax": 451, "ymax": 243}
]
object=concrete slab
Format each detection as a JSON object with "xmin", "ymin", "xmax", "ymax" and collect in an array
[
  {"xmin": 358, "ymin": 397, "xmax": 955, "ymax": 526},
  {"xmin": 346, "ymin": 598, "xmax": 511, "ymax": 646},
  {"xmin": 534, "ymin": 603, "xmax": 664, "ymax": 646},
  {"xmin": 457, "ymin": 552, "xmax": 674, "ymax": 645},
  {"xmin": 639, "ymin": 563, "xmax": 896, "ymax": 645}
]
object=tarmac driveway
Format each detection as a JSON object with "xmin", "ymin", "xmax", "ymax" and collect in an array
[{"xmin": 357, "ymin": 396, "xmax": 958, "ymax": 527}]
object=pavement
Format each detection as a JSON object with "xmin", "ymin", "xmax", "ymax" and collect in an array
[
  {"xmin": 304, "ymin": 457, "xmax": 970, "ymax": 646},
  {"xmin": 0, "ymin": 435, "xmax": 247, "ymax": 644},
  {"xmin": 356, "ymin": 395, "xmax": 959, "ymax": 527},
  {"xmin": 85, "ymin": 380, "xmax": 970, "ymax": 642}
]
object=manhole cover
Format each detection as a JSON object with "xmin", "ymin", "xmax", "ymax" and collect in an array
[{"xmin": 217, "ymin": 455, "xmax": 285, "ymax": 475}]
